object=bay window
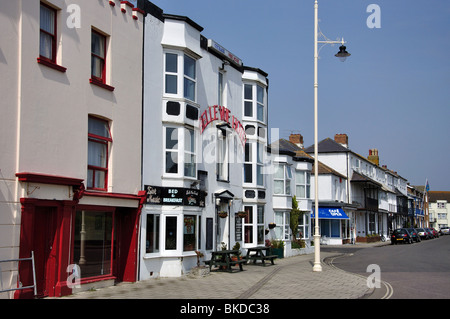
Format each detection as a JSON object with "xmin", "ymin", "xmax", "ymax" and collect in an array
[
  {"xmin": 243, "ymin": 206, "xmax": 253, "ymax": 244},
  {"xmin": 164, "ymin": 126, "xmax": 197, "ymax": 178},
  {"xmin": 295, "ymin": 170, "xmax": 311, "ymax": 199},
  {"xmin": 164, "ymin": 52, "xmax": 197, "ymax": 102},
  {"xmin": 165, "ymin": 53, "xmax": 178, "ymax": 94},
  {"xmin": 184, "ymin": 55, "xmax": 196, "ymax": 101},
  {"xmin": 146, "ymin": 214, "xmax": 160, "ymax": 253},
  {"xmin": 274, "ymin": 163, "xmax": 291, "ymax": 195},
  {"xmin": 243, "ymin": 83, "xmax": 265, "ymax": 122},
  {"xmin": 165, "ymin": 127, "xmax": 179, "ymax": 174},
  {"xmin": 183, "ymin": 215, "xmax": 197, "ymax": 251},
  {"xmin": 257, "ymin": 206, "xmax": 265, "ymax": 245},
  {"xmin": 257, "ymin": 142, "xmax": 264, "ymax": 186},
  {"xmin": 244, "ymin": 142, "xmax": 252, "ymax": 183},
  {"xmin": 244, "ymin": 84, "xmax": 253, "ymax": 117},
  {"xmin": 144, "ymin": 213, "xmax": 200, "ymax": 254},
  {"xmin": 257, "ymin": 85, "xmax": 264, "ymax": 122},
  {"xmin": 275, "ymin": 211, "xmax": 290, "ymax": 240},
  {"xmin": 242, "ymin": 205, "xmax": 265, "ymax": 245},
  {"xmin": 297, "ymin": 213, "xmax": 310, "ymax": 239},
  {"xmin": 184, "ymin": 128, "xmax": 196, "ymax": 177},
  {"xmin": 165, "ymin": 216, "xmax": 177, "ymax": 250}
]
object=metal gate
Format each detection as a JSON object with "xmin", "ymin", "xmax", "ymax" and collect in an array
[{"xmin": 0, "ymin": 251, "xmax": 37, "ymax": 297}]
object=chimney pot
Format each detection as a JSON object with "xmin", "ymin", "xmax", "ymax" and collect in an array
[
  {"xmin": 368, "ymin": 148, "xmax": 380, "ymax": 166},
  {"xmin": 334, "ymin": 134, "xmax": 348, "ymax": 148},
  {"xmin": 289, "ymin": 134, "xmax": 304, "ymax": 148}
]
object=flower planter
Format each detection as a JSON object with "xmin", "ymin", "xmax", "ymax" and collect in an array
[
  {"xmin": 356, "ymin": 236, "xmax": 380, "ymax": 243},
  {"xmin": 237, "ymin": 211, "xmax": 247, "ymax": 218},
  {"xmin": 271, "ymin": 248, "xmax": 284, "ymax": 259},
  {"xmin": 268, "ymin": 223, "xmax": 276, "ymax": 229},
  {"xmin": 218, "ymin": 211, "xmax": 228, "ymax": 218}
]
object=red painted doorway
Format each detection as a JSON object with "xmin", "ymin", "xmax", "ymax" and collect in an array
[{"xmin": 33, "ymin": 206, "xmax": 58, "ymax": 298}]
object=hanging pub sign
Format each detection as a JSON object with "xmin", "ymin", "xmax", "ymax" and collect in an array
[
  {"xmin": 145, "ymin": 185, "xmax": 206, "ymax": 207},
  {"xmin": 199, "ymin": 105, "xmax": 247, "ymax": 147}
]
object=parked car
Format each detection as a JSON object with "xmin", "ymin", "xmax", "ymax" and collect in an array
[
  {"xmin": 428, "ymin": 228, "xmax": 439, "ymax": 238},
  {"xmin": 440, "ymin": 227, "xmax": 450, "ymax": 235},
  {"xmin": 406, "ymin": 228, "xmax": 421, "ymax": 242},
  {"xmin": 416, "ymin": 228, "xmax": 431, "ymax": 240},
  {"xmin": 424, "ymin": 228, "xmax": 434, "ymax": 239},
  {"xmin": 391, "ymin": 228, "xmax": 413, "ymax": 244}
]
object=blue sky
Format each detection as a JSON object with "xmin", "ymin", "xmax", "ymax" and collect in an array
[{"xmin": 143, "ymin": 0, "xmax": 450, "ymax": 191}]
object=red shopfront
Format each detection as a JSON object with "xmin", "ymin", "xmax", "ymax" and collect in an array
[{"xmin": 14, "ymin": 173, "xmax": 145, "ymax": 299}]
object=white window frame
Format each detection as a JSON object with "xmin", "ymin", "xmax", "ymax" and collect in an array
[
  {"xmin": 183, "ymin": 54, "xmax": 196, "ymax": 102},
  {"xmin": 184, "ymin": 128, "xmax": 196, "ymax": 178},
  {"xmin": 256, "ymin": 85, "xmax": 265, "ymax": 122},
  {"xmin": 275, "ymin": 211, "xmax": 290, "ymax": 240},
  {"xmin": 295, "ymin": 170, "xmax": 310, "ymax": 199},
  {"xmin": 274, "ymin": 163, "xmax": 291, "ymax": 195},
  {"xmin": 164, "ymin": 126, "xmax": 197, "ymax": 179},
  {"xmin": 164, "ymin": 51, "xmax": 197, "ymax": 103},
  {"xmin": 256, "ymin": 142, "xmax": 264, "ymax": 187}
]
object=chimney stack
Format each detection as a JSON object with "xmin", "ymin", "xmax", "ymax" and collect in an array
[
  {"xmin": 289, "ymin": 133, "xmax": 304, "ymax": 149},
  {"xmin": 334, "ymin": 134, "xmax": 348, "ymax": 148},
  {"xmin": 368, "ymin": 148, "xmax": 380, "ymax": 166}
]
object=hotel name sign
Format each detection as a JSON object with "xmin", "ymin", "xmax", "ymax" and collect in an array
[{"xmin": 199, "ymin": 105, "xmax": 246, "ymax": 147}]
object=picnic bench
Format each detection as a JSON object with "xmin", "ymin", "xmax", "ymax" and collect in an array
[
  {"xmin": 246, "ymin": 246, "xmax": 277, "ymax": 266},
  {"xmin": 204, "ymin": 250, "xmax": 246, "ymax": 272}
]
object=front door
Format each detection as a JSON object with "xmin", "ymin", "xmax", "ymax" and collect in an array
[{"xmin": 33, "ymin": 207, "xmax": 57, "ymax": 297}]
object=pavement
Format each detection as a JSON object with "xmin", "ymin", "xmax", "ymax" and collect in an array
[{"xmin": 58, "ymin": 242, "xmax": 389, "ymax": 300}]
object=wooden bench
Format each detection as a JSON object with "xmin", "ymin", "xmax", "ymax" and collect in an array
[
  {"xmin": 204, "ymin": 250, "xmax": 245, "ymax": 272},
  {"xmin": 246, "ymin": 247, "xmax": 278, "ymax": 266},
  {"xmin": 261, "ymin": 255, "xmax": 277, "ymax": 266},
  {"xmin": 231, "ymin": 258, "xmax": 247, "ymax": 271}
]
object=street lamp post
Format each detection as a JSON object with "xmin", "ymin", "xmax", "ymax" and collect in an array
[{"xmin": 313, "ymin": 0, "xmax": 350, "ymax": 272}]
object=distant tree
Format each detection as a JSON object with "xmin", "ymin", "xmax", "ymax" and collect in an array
[{"xmin": 290, "ymin": 196, "xmax": 302, "ymax": 241}]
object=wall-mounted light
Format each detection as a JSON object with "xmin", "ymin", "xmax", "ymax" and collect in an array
[{"xmin": 220, "ymin": 59, "xmax": 230, "ymax": 71}]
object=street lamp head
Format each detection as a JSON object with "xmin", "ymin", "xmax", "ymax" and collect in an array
[{"xmin": 335, "ymin": 45, "xmax": 351, "ymax": 62}]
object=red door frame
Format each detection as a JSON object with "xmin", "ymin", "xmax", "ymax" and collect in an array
[
  {"xmin": 15, "ymin": 176, "xmax": 146, "ymax": 299},
  {"xmin": 15, "ymin": 198, "xmax": 75, "ymax": 299}
]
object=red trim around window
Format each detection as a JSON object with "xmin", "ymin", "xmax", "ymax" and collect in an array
[
  {"xmin": 87, "ymin": 117, "xmax": 112, "ymax": 191},
  {"xmin": 39, "ymin": 2, "xmax": 57, "ymax": 63},
  {"xmin": 89, "ymin": 77, "xmax": 115, "ymax": 91},
  {"xmin": 16, "ymin": 172, "xmax": 83, "ymax": 186},
  {"xmin": 90, "ymin": 30, "xmax": 115, "ymax": 91},
  {"xmin": 37, "ymin": 57, "xmax": 67, "ymax": 72}
]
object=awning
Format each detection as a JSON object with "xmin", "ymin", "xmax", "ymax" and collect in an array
[{"xmin": 311, "ymin": 208, "xmax": 349, "ymax": 219}]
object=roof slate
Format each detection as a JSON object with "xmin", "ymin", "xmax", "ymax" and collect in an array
[
  {"xmin": 304, "ymin": 138, "xmax": 350, "ymax": 154},
  {"xmin": 428, "ymin": 191, "xmax": 450, "ymax": 202}
]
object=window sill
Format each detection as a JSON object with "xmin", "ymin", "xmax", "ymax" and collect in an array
[
  {"xmin": 37, "ymin": 57, "xmax": 67, "ymax": 73},
  {"xmin": 89, "ymin": 78, "xmax": 115, "ymax": 92}
]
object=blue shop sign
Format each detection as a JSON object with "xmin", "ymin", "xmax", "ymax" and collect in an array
[{"xmin": 311, "ymin": 208, "xmax": 349, "ymax": 219}]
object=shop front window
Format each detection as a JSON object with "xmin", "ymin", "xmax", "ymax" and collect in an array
[
  {"xmin": 244, "ymin": 206, "xmax": 253, "ymax": 244},
  {"xmin": 257, "ymin": 206, "xmax": 265, "ymax": 245},
  {"xmin": 146, "ymin": 214, "xmax": 160, "ymax": 253},
  {"xmin": 73, "ymin": 210, "xmax": 114, "ymax": 279},
  {"xmin": 183, "ymin": 215, "xmax": 197, "ymax": 251},
  {"xmin": 165, "ymin": 216, "xmax": 177, "ymax": 250}
]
